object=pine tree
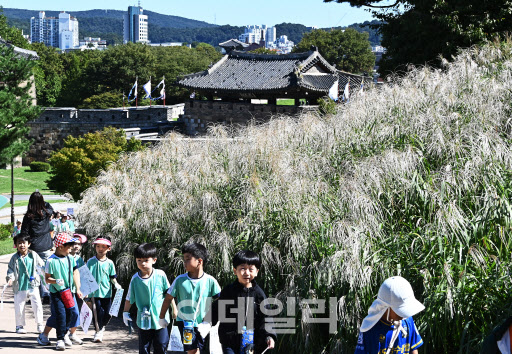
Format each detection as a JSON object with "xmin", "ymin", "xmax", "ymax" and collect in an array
[{"xmin": 0, "ymin": 45, "xmax": 41, "ymax": 165}]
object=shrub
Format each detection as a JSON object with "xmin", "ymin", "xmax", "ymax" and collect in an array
[
  {"xmin": 0, "ymin": 223, "xmax": 13, "ymax": 241},
  {"xmin": 47, "ymin": 127, "xmax": 146, "ymax": 201},
  {"xmin": 79, "ymin": 91, "xmax": 123, "ymax": 109},
  {"xmin": 79, "ymin": 40, "xmax": 512, "ymax": 353},
  {"xmin": 317, "ymin": 97, "xmax": 337, "ymax": 116},
  {"xmin": 29, "ymin": 161, "xmax": 50, "ymax": 172}
]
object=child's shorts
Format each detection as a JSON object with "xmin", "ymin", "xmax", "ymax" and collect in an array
[{"xmin": 176, "ymin": 321, "xmax": 205, "ymax": 351}]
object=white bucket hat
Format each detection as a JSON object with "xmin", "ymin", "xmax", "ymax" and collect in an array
[{"xmin": 360, "ymin": 276, "xmax": 425, "ymax": 332}]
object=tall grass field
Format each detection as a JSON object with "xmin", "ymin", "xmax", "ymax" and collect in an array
[{"xmin": 78, "ymin": 40, "xmax": 512, "ymax": 353}]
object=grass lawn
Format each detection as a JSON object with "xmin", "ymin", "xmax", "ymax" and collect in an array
[
  {"xmin": 0, "ymin": 199, "xmax": 68, "ymax": 211},
  {"xmin": 0, "ymin": 238, "xmax": 14, "ymax": 256},
  {"xmin": 0, "ymin": 167, "xmax": 57, "ymax": 195},
  {"xmin": 276, "ymin": 99, "xmax": 295, "ymax": 105},
  {"xmin": 276, "ymin": 99, "xmax": 307, "ymax": 106}
]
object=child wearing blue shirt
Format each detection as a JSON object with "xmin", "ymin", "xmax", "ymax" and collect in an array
[
  {"xmin": 159, "ymin": 242, "xmax": 221, "ymax": 354},
  {"xmin": 123, "ymin": 243, "xmax": 171, "ymax": 354},
  {"xmin": 355, "ymin": 276, "xmax": 424, "ymax": 354}
]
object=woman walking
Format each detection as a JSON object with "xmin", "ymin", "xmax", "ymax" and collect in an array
[{"xmin": 21, "ymin": 191, "xmax": 54, "ymax": 302}]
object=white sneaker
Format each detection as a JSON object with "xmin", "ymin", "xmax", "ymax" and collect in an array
[
  {"xmin": 15, "ymin": 326, "xmax": 27, "ymax": 334},
  {"xmin": 69, "ymin": 333, "xmax": 83, "ymax": 345},
  {"xmin": 55, "ymin": 339, "xmax": 66, "ymax": 351},
  {"xmin": 93, "ymin": 327, "xmax": 105, "ymax": 343},
  {"xmin": 37, "ymin": 324, "xmax": 45, "ymax": 334},
  {"xmin": 37, "ymin": 333, "xmax": 51, "ymax": 346},
  {"xmin": 63, "ymin": 333, "xmax": 73, "ymax": 347}
]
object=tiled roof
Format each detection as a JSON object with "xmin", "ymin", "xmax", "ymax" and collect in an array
[
  {"xmin": 178, "ymin": 50, "xmax": 338, "ymax": 94},
  {"xmin": 299, "ymin": 74, "xmax": 338, "ymax": 92},
  {"xmin": 0, "ymin": 38, "xmax": 39, "ymax": 60},
  {"xmin": 338, "ymin": 71, "xmax": 373, "ymax": 94},
  {"xmin": 219, "ymin": 39, "xmax": 249, "ymax": 48}
]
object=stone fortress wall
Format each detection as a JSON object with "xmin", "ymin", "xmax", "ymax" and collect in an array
[
  {"xmin": 26, "ymin": 104, "xmax": 184, "ymax": 164},
  {"xmin": 179, "ymin": 100, "xmax": 318, "ymax": 135}
]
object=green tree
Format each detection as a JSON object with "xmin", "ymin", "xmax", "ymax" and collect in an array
[
  {"xmin": 0, "ymin": 9, "xmax": 29, "ymax": 49},
  {"xmin": 249, "ymin": 47, "xmax": 276, "ymax": 54},
  {"xmin": 31, "ymin": 42, "xmax": 64, "ymax": 107},
  {"xmin": 57, "ymin": 50, "xmax": 102, "ymax": 107},
  {"xmin": 0, "ymin": 45, "xmax": 41, "ymax": 165},
  {"xmin": 83, "ymin": 42, "xmax": 157, "ymax": 100},
  {"xmin": 79, "ymin": 91, "xmax": 124, "ymax": 109},
  {"xmin": 47, "ymin": 127, "xmax": 145, "ymax": 200},
  {"xmin": 324, "ymin": 0, "xmax": 512, "ymax": 74},
  {"xmin": 293, "ymin": 28, "xmax": 375, "ymax": 73}
]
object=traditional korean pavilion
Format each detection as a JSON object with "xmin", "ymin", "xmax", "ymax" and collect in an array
[
  {"xmin": 179, "ymin": 48, "xmax": 344, "ymax": 104},
  {"xmin": 177, "ymin": 48, "xmax": 373, "ymax": 135}
]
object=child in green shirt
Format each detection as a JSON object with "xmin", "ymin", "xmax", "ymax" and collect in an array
[
  {"xmin": 6, "ymin": 234, "xmax": 45, "ymax": 334},
  {"xmin": 37, "ymin": 234, "xmax": 88, "ymax": 347},
  {"xmin": 159, "ymin": 242, "xmax": 221, "ymax": 354},
  {"xmin": 86, "ymin": 236, "xmax": 121, "ymax": 343},
  {"xmin": 123, "ymin": 243, "xmax": 171, "ymax": 354},
  {"xmin": 43, "ymin": 232, "xmax": 83, "ymax": 351}
]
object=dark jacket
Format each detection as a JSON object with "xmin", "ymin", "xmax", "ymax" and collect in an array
[
  {"xmin": 210, "ymin": 280, "xmax": 277, "ymax": 354},
  {"xmin": 480, "ymin": 316, "xmax": 512, "ymax": 354},
  {"xmin": 21, "ymin": 202, "xmax": 54, "ymax": 253}
]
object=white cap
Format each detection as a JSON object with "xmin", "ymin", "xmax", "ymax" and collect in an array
[{"xmin": 360, "ymin": 276, "xmax": 424, "ymax": 332}]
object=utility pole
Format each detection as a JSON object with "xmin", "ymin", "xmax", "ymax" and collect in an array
[{"xmin": 10, "ymin": 159, "xmax": 14, "ymax": 224}]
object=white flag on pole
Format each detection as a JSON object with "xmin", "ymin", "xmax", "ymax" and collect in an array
[
  {"xmin": 343, "ymin": 80, "xmax": 350, "ymax": 102},
  {"xmin": 80, "ymin": 302, "xmax": 93, "ymax": 334},
  {"xmin": 155, "ymin": 78, "xmax": 165, "ymax": 99},
  {"xmin": 143, "ymin": 80, "xmax": 151, "ymax": 99},
  {"xmin": 328, "ymin": 80, "xmax": 339, "ymax": 101},
  {"xmin": 128, "ymin": 79, "xmax": 137, "ymax": 99}
]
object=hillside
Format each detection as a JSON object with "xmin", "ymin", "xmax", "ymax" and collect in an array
[
  {"xmin": 79, "ymin": 39, "xmax": 512, "ymax": 352},
  {"xmin": 3, "ymin": 7, "xmax": 380, "ymax": 47},
  {"xmin": 2, "ymin": 8, "xmax": 214, "ymax": 28}
]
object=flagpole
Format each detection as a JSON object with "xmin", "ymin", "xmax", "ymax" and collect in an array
[
  {"xmin": 123, "ymin": 92, "xmax": 125, "ymax": 110},
  {"xmin": 136, "ymin": 76, "xmax": 138, "ymax": 108},
  {"xmin": 163, "ymin": 76, "xmax": 165, "ymax": 107},
  {"xmin": 149, "ymin": 76, "xmax": 152, "ymax": 108}
]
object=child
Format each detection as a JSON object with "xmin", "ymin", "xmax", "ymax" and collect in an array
[
  {"xmin": 86, "ymin": 236, "xmax": 121, "ymax": 343},
  {"xmin": 38, "ymin": 234, "xmax": 88, "ymax": 346},
  {"xmin": 12, "ymin": 220, "xmax": 22, "ymax": 237},
  {"xmin": 354, "ymin": 276, "xmax": 424, "ymax": 354},
  {"xmin": 43, "ymin": 232, "xmax": 83, "ymax": 351},
  {"xmin": 122, "ymin": 243, "xmax": 171, "ymax": 354},
  {"xmin": 211, "ymin": 250, "xmax": 276, "ymax": 354},
  {"xmin": 6, "ymin": 233, "xmax": 45, "ymax": 334},
  {"xmin": 57, "ymin": 213, "xmax": 71, "ymax": 234},
  {"xmin": 159, "ymin": 242, "xmax": 221, "ymax": 354},
  {"xmin": 71, "ymin": 234, "xmax": 87, "ymax": 268}
]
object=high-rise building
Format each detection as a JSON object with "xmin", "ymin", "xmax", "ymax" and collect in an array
[
  {"xmin": 30, "ymin": 12, "xmax": 59, "ymax": 47},
  {"xmin": 238, "ymin": 25, "xmax": 278, "ymax": 48},
  {"xmin": 123, "ymin": 6, "xmax": 148, "ymax": 44},
  {"xmin": 239, "ymin": 25, "xmax": 269, "ymax": 44},
  {"xmin": 266, "ymin": 27, "xmax": 276, "ymax": 46},
  {"xmin": 59, "ymin": 12, "xmax": 79, "ymax": 50},
  {"xmin": 30, "ymin": 11, "xmax": 79, "ymax": 50}
]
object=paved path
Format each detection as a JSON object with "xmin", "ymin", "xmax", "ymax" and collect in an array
[
  {"xmin": 0, "ymin": 202, "xmax": 78, "ymax": 225},
  {"xmin": 0, "ymin": 253, "xmax": 139, "ymax": 353},
  {"xmin": 0, "ymin": 195, "xmax": 69, "ymax": 202}
]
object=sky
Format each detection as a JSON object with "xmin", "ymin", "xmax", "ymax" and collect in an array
[{"xmin": 1, "ymin": 0, "xmax": 377, "ymax": 28}]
